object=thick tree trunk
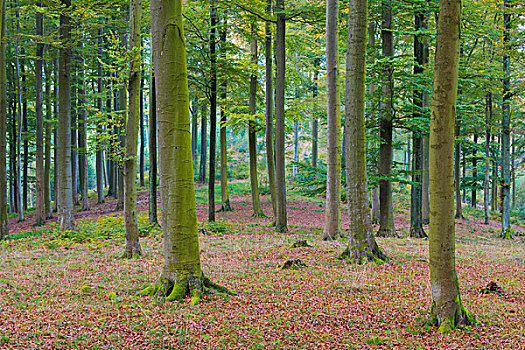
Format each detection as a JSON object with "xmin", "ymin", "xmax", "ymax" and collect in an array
[
  {"xmin": 123, "ymin": 0, "xmax": 142, "ymax": 258},
  {"xmin": 148, "ymin": 73, "xmax": 158, "ymax": 224},
  {"xmin": 0, "ymin": 0, "xmax": 8, "ymax": 239},
  {"xmin": 377, "ymin": 0, "xmax": 395, "ymax": 237},
  {"xmin": 341, "ymin": 0, "xmax": 386, "ymax": 263},
  {"xmin": 409, "ymin": 9, "xmax": 428, "ymax": 238},
  {"xmin": 208, "ymin": 1, "xmax": 218, "ymax": 222},
  {"xmin": 35, "ymin": 6, "xmax": 45, "ymax": 226},
  {"xmin": 248, "ymin": 28, "xmax": 263, "ymax": 217},
  {"xmin": 274, "ymin": 0, "xmax": 288, "ymax": 232},
  {"xmin": 500, "ymin": 0, "xmax": 512, "ymax": 239},
  {"xmin": 429, "ymin": 0, "xmax": 473, "ymax": 332},
  {"xmin": 57, "ymin": 0, "xmax": 75, "ymax": 231},
  {"xmin": 218, "ymin": 22, "xmax": 232, "ymax": 212},
  {"xmin": 265, "ymin": 0, "xmax": 276, "ymax": 220},
  {"xmin": 323, "ymin": 0, "xmax": 342, "ymax": 240}
]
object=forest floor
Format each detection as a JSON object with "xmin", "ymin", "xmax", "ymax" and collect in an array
[{"xmin": 0, "ymin": 182, "xmax": 524, "ymax": 349}]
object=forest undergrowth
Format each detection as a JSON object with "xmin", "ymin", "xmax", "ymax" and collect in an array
[{"xmin": 0, "ymin": 184, "xmax": 524, "ymax": 349}]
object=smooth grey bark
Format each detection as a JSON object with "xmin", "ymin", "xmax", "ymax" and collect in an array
[
  {"xmin": 199, "ymin": 103, "xmax": 207, "ymax": 184},
  {"xmin": 57, "ymin": 0, "xmax": 75, "ymax": 231},
  {"xmin": 148, "ymin": 73, "xmax": 158, "ymax": 225},
  {"xmin": 311, "ymin": 58, "xmax": 319, "ymax": 169},
  {"xmin": 274, "ymin": 0, "xmax": 287, "ymax": 232},
  {"xmin": 454, "ymin": 114, "xmax": 463, "ymax": 219},
  {"xmin": 96, "ymin": 27, "xmax": 105, "ymax": 204},
  {"xmin": 35, "ymin": 4, "xmax": 45, "ymax": 226},
  {"xmin": 323, "ymin": 0, "xmax": 342, "ymax": 240},
  {"xmin": 377, "ymin": 0, "xmax": 395, "ymax": 237},
  {"xmin": 139, "ymin": 75, "xmax": 145, "ymax": 187},
  {"xmin": 208, "ymin": 1, "xmax": 217, "ymax": 222},
  {"xmin": 78, "ymin": 35, "xmax": 89, "ymax": 211},
  {"xmin": 340, "ymin": 0, "xmax": 386, "ymax": 263},
  {"xmin": 265, "ymin": 0, "xmax": 277, "ymax": 220},
  {"xmin": 483, "ymin": 92, "xmax": 491, "ymax": 224},
  {"xmin": 44, "ymin": 61, "xmax": 52, "ymax": 218},
  {"xmin": 422, "ymin": 134, "xmax": 430, "ymax": 223},
  {"xmin": 0, "ymin": 0, "xmax": 8, "ymax": 239},
  {"xmin": 12, "ymin": 0, "xmax": 23, "ymax": 221},
  {"xmin": 472, "ymin": 133, "xmax": 478, "ymax": 207}
]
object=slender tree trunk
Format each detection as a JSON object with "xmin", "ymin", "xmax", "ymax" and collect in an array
[
  {"xmin": 248, "ymin": 26, "xmax": 263, "ymax": 217},
  {"xmin": 219, "ymin": 21, "xmax": 232, "ymax": 212},
  {"xmin": 123, "ymin": 0, "xmax": 142, "ymax": 258},
  {"xmin": 148, "ymin": 73, "xmax": 158, "ymax": 224},
  {"xmin": 44, "ymin": 63, "xmax": 52, "ymax": 218},
  {"xmin": 483, "ymin": 92, "xmax": 491, "ymax": 224},
  {"xmin": 454, "ymin": 115, "xmax": 463, "ymax": 218},
  {"xmin": 191, "ymin": 99, "xmax": 198, "ymax": 165},
  {"xmin": 116, "ymin": 7, "xmax": 127, "ymax": 211},
  {"xmin": 472, "ymin": 133, "xmax": 478, "ymax": 207},
  {"xmin": 57, "ymin": 0, "xmax": 75, "ymax": 231},
  {"xmin": 208, "ymin": 1, "xmax": 218, "ymax": 222},
  {"xmin": 53, "ymin": 66, "xmax": 58, "ymax": 213},
  {"xmin": 500, "ymin": 0, "xmax": 512, "ymax": 239},
  {"xmin": 34, "ymin": 5, "xmax": 45, "ymax": 226},
  {"xmin": 429, "ymin": 0, "xmax": 473, "ymax": 332},
  {"xmin": 410, "ymin": 9, "xmax": 428, "ymax": 238},
  {"xmin": 293, "ymin": 119, "xmax": 298, "ymax": 176},
  {"xmin": 265, "ymin": 0, "xmax": 277, "ymax": 220},
  {"xmin": 13, "ymin": 0, "xmax": 23, "ymax": 221},
  {"xmin": 0, "ymin": 0, "xmax": 8, "ymax": 239},
  {"xmin": 199, "ymin": 103, "xmax": 207, "ymax": 184},
  {"xmin": 21, "ymin": 61, "xmax": 28, "ymax": 212},
  {"xmin": 70, "ymin": 52, "xmax": 79, "ymax": 206},
  {"xmin": 422, "ymin": 134, "xmax": 430, "ymax": 223},
  {"xmin": 377, "ymin": 0, "xmax": 395, "ymax": 237},
  {"xmin": 323, "ymin": 0, "xmax": 342, "ymax": 240},
  {"xmin": 96, "ymin": 27, "xmax": 105, "ymax": 203},
  {"xmin": 274, "ymin": 0, "xmax": 288, "ymax": 232},
  {"xmin": 491, "ymin": 136, "xmax": 498, "ymax": 212},
  {"xmin": 340, "ymin": 0, "xmax": 385, "ymax": 262},
  {"xmin": 139, "ymin": 75, "xmax": 145, "ymax": 187},
  {"xmin": 78, "ymin": 36, "xmax": 89, "ymax": 211}
]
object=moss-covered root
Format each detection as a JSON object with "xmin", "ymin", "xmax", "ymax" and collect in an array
[
  {"xmin": 323, "ymin": 231, "xmax": 344, "ymax": 241},
  {"xmin": 339, "ymin": 244, "xmax": 387, "ymax": 264},
  {"xmin": 217, "ymin": 200, "xmax": 233, "ymax": 212},
  {"xmin": 500, "ymin": 227, "xmax": 513, "ymax": 240},
  {"xmin": 432, "ymin": 301, "xmax": 477, "ymax": 333},
  {"xmin": 136, "ymin": 276, "xmax": 235, "ymax": 305},
  {"xmin": 409, "ymin": 227, "xmax": 428, "ymax": 239}
]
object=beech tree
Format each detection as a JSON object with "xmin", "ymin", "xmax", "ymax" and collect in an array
[
  {"xmin": 0, "ymin": 0, "xmax": 7, "ymax": 239},
  {"xmin": 428, "ymin": 0, "xmax": 474, "ymax": 332},
  {"xmin": 139, "ymin": 0, "xmax": 229, "ymax": 303},
  {"xmin": 340, "ymin": 0, "xmax": 385, "ymax": 262}
]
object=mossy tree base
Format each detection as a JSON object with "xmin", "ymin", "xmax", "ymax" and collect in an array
[
  {"xmin": 251, "ymin": 212, "xmax": 267, "ymax": 218},
  {"xmin": 376, "ymin": 228, "xmax": 396, "ymax": 238},
  {"xmin": 339, "ymin": 241, "xmax": 387, "ymax": 264},
  {"xmin": 431, "ymin": 302, "xmax": 476, "ymax": 333},
  {"xmin": 410, "ymin": 226, "xmax": 428, "ymax": 239},
  {"xmin": 323, "ymin": 232, "xmax": 344, "ymax": 241},
  {"xmin": 500, "ymin": 227, "xmax": 513, "ymax": 240},
  {"xmin": 217, "ymin": 200, "xmax": 233, "ymax": 212},
  {"xmin": 137, "ymin": 275, "xmax": 235, "ymax": 305}
]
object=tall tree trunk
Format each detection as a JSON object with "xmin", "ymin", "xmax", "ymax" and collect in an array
[
  {"xmin": 265, "ymin": 0, "xmax": 276, "ymax": 220},
  {"xmin": 311, "ymin": 58, "xmax": 319, "ymax": 168},
  {"xmin": 219, "ymin": 21, "xmax": 232, "ymax": 212},
  {"xmin": 208, "ymin": 1, "xmax": 218, "ymax": 222},
  {"xmin": 491, "ymin": 135, "xmax": 498, "ymax": 212},
  {"xmin": 78, "ymin": 35, "xmax": 89, "ymax": 211},
  {"xmin": 139, "ymin": 75, "xmax": 145, "ymax": 187},
  {"xmin": 12, "ymin": 0, "xmax": 23, "ymax": 221},
  {"xmin": 21, "ymin": 61, "xmax": 28, "ymax": 212},
  {"xmin": 340, "ymin": 0, "xmax": 385, "ymax": 262},
  {"xmin": 10, "ymin": 91, "xmax": 16, "ymax": 214},
  {"xmin": 140, "ymin": 0, "xmax": 226, "ymax": 303},
  {"xmin": 123, "ymin": 0, "xmax": 142, "ymax": 258},
  {"xmin": 323, "ymin": 0, "xmax": 342, "ymax": 240},
  {"xmin": 377, "ymin": 0, "xmax": 395, "ymax": 237},
  {"xmin": 483, "ymin": 92, "xmax": 491, "ymax": 224},
  {"xmin": 471, "ymin": 133, "xmax": 478, "ymax": 207},
  {"xmin": 500, "ymin": 0, "xmax": 512, "ymax": 239},
  {"xmin": 429, "ymin": 0, "xmax": 473, "ymax": 332},
  {"xmin": 0, "ymin": 0, "xmax": 8, "ymax": 239},
  {"xmin": 274, "ymin": 0, "xmax": 288, "ymax": 232},
  {"xmin": 199, "ymin": 103, "xmax": 207, "ymax": 184},
  {"xmin": 44, "ymin": 61, "xmax": 53, "ymax": 218},
  {"xmin": 422, "ymin": 134, "xmax": 430, "ymax": 223},
  {"xmin": 53, "ymin": 65, "xmax": 58, "ymax": 213},
  {"xmin": 96, "ymin": 27, "xmax": 105, "ymax": 203},
  {"xmin": 148, "ymin": 73, "xmax": 158, "ymax": 224},
  {"xmin": 293, "ymin": 119, "xmax": 298, "ymax": 176},
  {"xmin": 70, "ymin": 52, "xmax": 78, "ymax": 206},
  {"xmin": 248, "ymin": 25, "xmax": 263, "ymax": 217},
  {"xmin": 35, "ymin": 5, "xmax": 45, "ymax": 226},
  {"xmin": 410, "ymin": 8, "xmax": 428, "ymax": 238},
  {"xmin": 116, "ymin": 7, "xmax": 127, "ymax": 211},
  {"xmin": 191, "ymin": 99, "xmax": 198, "ymax": 165},
  {"xmin": 57, "ymin": 0, "xmax": 75, "ymax": 231}
]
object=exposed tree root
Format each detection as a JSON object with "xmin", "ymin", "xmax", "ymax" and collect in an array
[
  {"xmin": 137, "ymin": 275, "xmax": 235, "ymax": 305},
  {"xmin": 339, "ymin": 240, "xmax": 387, "ymax": 264},
  {"xmin": 217, "ymin": 200, "xmax": 233, "ymax": 212},
  {"xmin": 376, "ymin": 228, "xmax": 396, "ymax": 238},
  {"xmin": 409, "ymin": 226, "xmax": 428, "ymax": 239},
  {"xmin": 251, "ymin": 212, "xmax": 267, "ymax": 218}
]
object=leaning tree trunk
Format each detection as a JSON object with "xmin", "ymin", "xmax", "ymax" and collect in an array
[
  {"xmin": 208, "ymin": 1, "xmax": 218, "ymax": 222},
  {"xmin": 429, "ymin": 0, "xmax": 474, "ymax": 332},
  {"xmin": 123, "ymin": 0, "xmax": 142, "ymax": 258},
  {"xmin": 265, "ymin": 0, "xmax": 276, "ymax": 220},
  {"xmin": 274, "ymin": 0, "xmax": 288, "ymax": 232},
  {"xmin": 323, "ymin": 0, "xmax": 342, "ymax": 240},
  {"xmin": 139, "ymin": 0, "xmax": 230, "ymax": 303},
  {"xmin": 248, "ymin": 27, "xmax": 264, "ymax": 217},
  {"xmin": 57, "ymin": 0, "xmax": 75, "ymax": 231},
  {"xmin": 34, "ymin": 4, "xmax": 45, "ymax": 226},
  {"xmin": 148, "ymin": 73, "xmax": 158, "ymax": 225},
  {"xmin": 340, "ymin": 0, "xmax": 386, "ymax": 263},
  {"xmin": 409, "ymin": 9, "xmax": 428, "ymax": 239},
  {"xmin": 218, "ymin": 21, "xmax": 232, "ymax": 212},
  {"xmin": 0, "ymin": 0, "xmax": 8, "ymax": 239},
  {"xmin": 500, "ymin": 0, "xmax": 512, "ymax": 239},
  {"xmin": 377, "ymin": 0, "xmax": 395, "ymax": 237}
]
